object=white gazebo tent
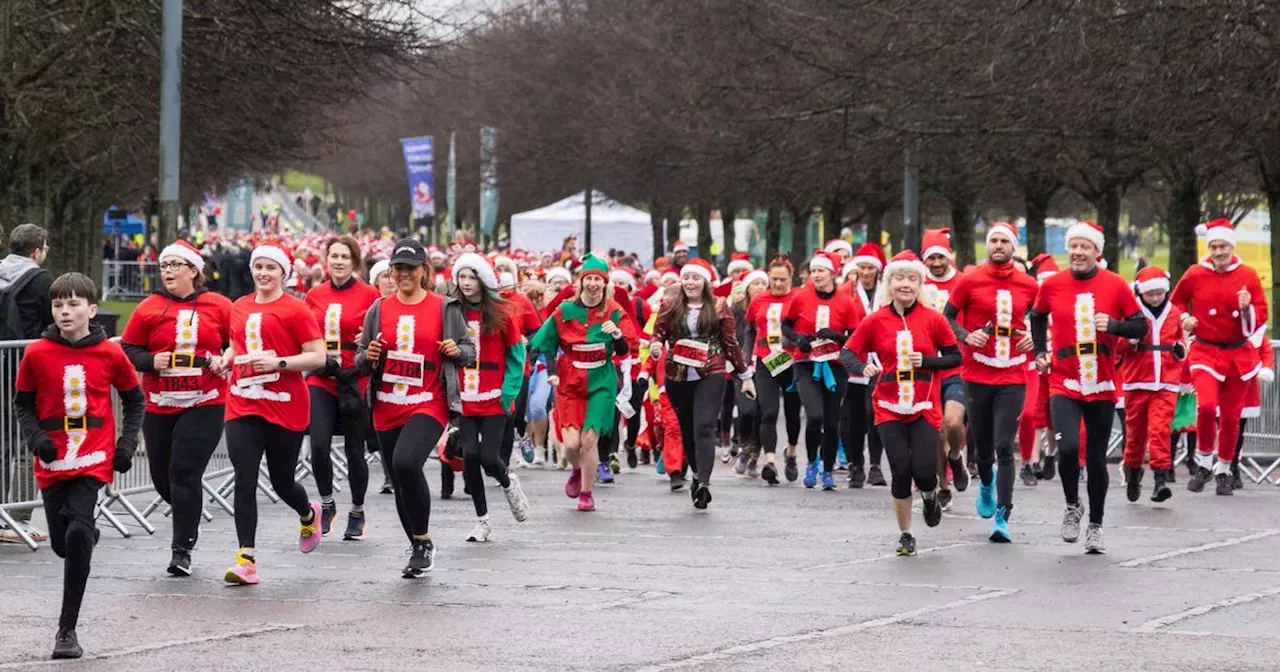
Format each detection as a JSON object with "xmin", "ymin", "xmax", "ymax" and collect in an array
[{"xmin": 510, "ymin": 191, "xmax": 654, "ymax": 263}]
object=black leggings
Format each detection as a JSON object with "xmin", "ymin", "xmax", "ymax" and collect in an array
[
  {"xmin": 460, "ymin": 414, "xmax": 511, "ymax": 517},
  {"xmin": 308, "ymin": 387, "xmax": 368, "ymax": 508},
  {"xmin": 1049, "ymin": 396, "xmax": 1113, "ymax": 525},
  {"xmin": 378, "ymin": 414, "xmax": 445, "ymax": 540},
  {"xmin": 41, "ymin": 477, "xmax": 102, "ymax": 629},
  {"xmin": 720, "ymin": 375, "xmax": 736, "ymax": 435},
  {"xmin": 794, "ymin": 362, "xmax": 848, "ymax": 469},
  {"xmin": 878, "ymin": 418, "xmax": 940, "ymax": 499},
  {"xmin": 598, "ymin": 407, "xmax": 621, "ymax": 463},
  {"xmin": 736, "ymin": 379, "xmax": 760, "ymax": 451},
  {"xmin": 753, "ymin": 362, "xmax": 801, "ymax": 454},
  {"xmin": 142, "ymin": 404, "xmax": 224, "ymax": 551},
  {"xmin": 667, "ymin": 375, "xmax": 727, "ymax": 485},
  {"xmin": 844, "ymin": 382, "xmax": 883, "ymax": 469},
  {"xmin": 624, "ymin": 381, "xmax": 647, "ymax": 449},
  {"xmin": 226, "ymin": 416, "xmax": 312, "ymax": 548},
  {"xmin": 501, "ymin": 375, "xmax": 532, "ymax": 465},
  {"xmin": 966, "ymin": 382, "xmax": 1025, "ymax": 510}
]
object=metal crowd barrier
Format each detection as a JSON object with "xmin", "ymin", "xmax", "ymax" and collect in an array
[{"xmin": 101, "ymin": 260, "xmax": 161, "ymax": 301}]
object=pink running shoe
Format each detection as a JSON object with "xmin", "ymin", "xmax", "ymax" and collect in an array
[
  {"xmin": 299, "ymin": 503, "xmax": 322, "ymax": 554},
  {"xmin": 565, "ymin": 468, "xmax": 582, "ymax": 499},
  {"xmin": 577, "ymin": 491, "xmax": 596, "ymax": 511},
  {"xmin": 224, "ymin": 553, "xmax": 259, "ymax": 586}
]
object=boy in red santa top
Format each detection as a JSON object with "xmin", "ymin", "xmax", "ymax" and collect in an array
[
  {"xmin": 1114, "ymin": 266, "xmax": 1186, "ymax": 504},
  {"xmin": 841, "ymin": 251, "xmax": 961, "ymax": 556},
  {"xmin": 1030, "ymin": 221, "xmax": 1147, "ymax": 554},
  {"xmin": 920, "ymin": 228, "xmax": 968, "ymax": 512},
  {"xmin": 1170, "ymin": 218, "xmax": 1269, "ymax": 495}
]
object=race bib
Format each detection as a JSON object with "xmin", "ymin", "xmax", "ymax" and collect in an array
[
  {"xmin": 158, "ymin": 367, "xmax": 203, "ymax": 397},
  {"xmin": 810, "ymin": 338, "xmax": 841, "ymax": 362},
  {"xmin": 384, "ymin": 350, "xmax": 426, "ymax": 387},
  {"xmin": 233, "ymin": 350, "xmax": 279, "ymax": 388},
  {"xmin": 762, "ymin": 348, "xmax": 793, "ymax": 376},
  {"xmin": 571, "ymin": 343, "xmax": 608, "ymax": 369},
  {"xmin": 672, "ymin": 339, "xmax": 710, "ymax": 368}
]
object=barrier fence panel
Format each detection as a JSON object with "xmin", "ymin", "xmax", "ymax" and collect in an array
[{"xmin": 101, "ymin": 260, "xmax": 161, "ymax": 301}]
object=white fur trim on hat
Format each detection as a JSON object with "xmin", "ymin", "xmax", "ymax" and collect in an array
[
  {"xmin": 883, "ymin": 258, "xmax": 927, "ymax": 281},
  {"xmin": 922, "ymin": 244, "xmax": 953, "ymax": 261},
  {"xmin": 727, "ymin": 259, "xmax": 754, "ymax": 275},
  {"xmin": 1065, "ymin": 222, "xmax": 1105, "ymax": 251},
  {"xmin": 160, "ymin": 242, "xmax": 205, "ymax": 273},
  {"xmin": 1198, "ymin": 222, "xmax": 1236, "ymax": 246},
  {"xmin": 453, "ymin": 252, "xmax": 499, "ymax": 289},
  {"xmin": 1135, "ymin": 276, "xmax": 1169, "ymax": 294},
  {"xmin": 545, "ymin": 266, "xmax": 572, "ymax": 283},
  {"xmin": 851, "ymin": 254, "xmax": 882, "ymax": 270},
  {"xmin": 498, "ymin": 271, "xmax": 516, "ymax": 289},
  {"xmin": 824, "ymin": 239, "xmax": 853, "ymax": 256},
  {"xmin": 643, "ymin": 269, "xmax": 660, "ymax": 282},
  {"xmin": 369, "ymin": 260, "xmax": 390, "ymax": 283},
  {"xmin": 841, "ymin": 260, "xmax": 859, "ymax": 282},
  {"xmin": 741, "ymin": 270, "xmax": 768, "ymax": 288},
  {"xmin": 681, "ymin": 262, "xmax": 714, "ymax": 284},
  {"xmin": 986, "ymin": 222, "xmax": 1018, "ymax": 246},
  {"xmin": 251, "ymin": 245, "xmax": 292, "ymax": 279},
  {"xmin": 610, "ymin": 268, "xmax": 636, "ymax": 289},
  {"xmin": 809, "ymin": 255, "xmax": 836, "ymax": 274}
]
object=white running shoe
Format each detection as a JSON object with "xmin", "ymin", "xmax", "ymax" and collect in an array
[
  {"xmin": 505, "ymin": 474, "xmax": 530, "ymax": 522},
  {"xmin": 1061, "ymin": 502, "xmax": 1085, "ymax": 543},
  {"xmin": 532, "ymin": 446, "xmax": 547, "ymax": 466},
  {"xmin": 466, "ymin": 518, "xmax": 492, "ymax": 543},
  {"xmin": 1084, "ymin": 523, "xmax": 1105, "ymax": 554}
]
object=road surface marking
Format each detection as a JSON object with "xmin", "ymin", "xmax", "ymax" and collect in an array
[
  {"xmin": 1132, "ymin": 586, "xmax": 1280, "ymax": 632},
  {"xmin": 0, "ymin": 623, "xmax": 302, "ymax": 669},
  {"xmin": 1117, "ymin": 529, "xmax": 1280, "ymax": 568}
]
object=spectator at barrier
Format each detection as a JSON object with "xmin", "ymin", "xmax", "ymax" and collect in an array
[{"xmin": 0, "ymin": 223, "xmax": 55, "ymax": 544}]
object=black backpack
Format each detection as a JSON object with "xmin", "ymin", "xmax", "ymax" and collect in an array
[{"xmin": 0, "ymin": 267, "xmax": 42, "ymax": 340}]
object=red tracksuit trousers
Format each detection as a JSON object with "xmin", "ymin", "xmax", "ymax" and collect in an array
[
  {"xmin": 1122, "ymin": 389, "xmax": 1175, "ymax": 470},
  {"xmin": 1193, "ymin": 372, "xmax": 1251, "ymax": 463}
]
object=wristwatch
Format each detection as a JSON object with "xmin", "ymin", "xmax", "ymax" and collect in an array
[{"xmin": 277, "ymin": 359, "xmax": 287, "ymax": 370}]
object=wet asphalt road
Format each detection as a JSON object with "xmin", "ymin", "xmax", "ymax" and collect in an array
[{"xmin": 5, "ymin": 457, "xmax": 1280, "ymax": 670}]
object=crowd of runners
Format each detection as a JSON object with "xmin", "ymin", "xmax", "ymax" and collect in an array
[{"xmin": 11, "ymin": 217, "xmax": 1272, "ymax": 659}]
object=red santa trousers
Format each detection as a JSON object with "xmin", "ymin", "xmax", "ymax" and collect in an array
[
  {"xmin": 1122, "ymin": 389, "xmax": 1176, "ymax": 470},
  {"xmin": 655, "ymin": 392, "xmax": 685, "ymax": 474},
  {"xmin": 1193, "ymin": 371, "xmax": 1251, "ymax": 462}
]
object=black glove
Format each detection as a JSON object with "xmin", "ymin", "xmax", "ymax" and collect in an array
[
  {"xmin": 1172, "ymin": 341, "xmax": 1187, "ymax": 361},
  {"xmin": 816, "ymin": 328, "xmax": 845, "ymax": 342},
  {"xmin": 796, "ymin": 336, "xmax": 813, "ymax": 353},
  {"xmin": 113, "ymin": 440, "xmax": 135, "ymax": 473},
  {"xmin": 28, "ymin": 433, "xmax": 57, "ymax": 463},
  {"xmin": 318, "ymin": 357, "xmax": 341, "ymax": 377}
]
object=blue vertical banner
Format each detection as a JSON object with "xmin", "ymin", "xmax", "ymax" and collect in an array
[
  {"xmin": 480, "ymin": 126, "xmax": 499, "ymax": 236},
  {"xmin": 226, "ymin": 179, "xmax": 253, "ymax": 231},
  {"xmin": 400, "ymin": 136, "xmax": 435, "ymax": 220},
  {"xmin": 447, "ymin": 132, "xmax": 457, "ymax": 241}
]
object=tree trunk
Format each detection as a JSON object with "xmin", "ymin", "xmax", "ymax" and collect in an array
[
  {"xmin": 664, "ymin": 206, "xmax": 680, "ymax": 259},
  {"xmin": 789, "ymin": 204, "xmax": 809, "ymax": 261},
  {"xmin": 865, "ymin": 202, "xmax": 886, "ymax": 249},
  {"xmin": 1092, "ymin": 187, "xmax": 1122, "ymax": 272},
  {"xmin": 1166, "ymin": 174, "xmax": 1201, "ymax": 282},
  {"xmin": 1259, "ymin": 156, "xmax": 1280, "ymax": 337},
  {"xmin": 949, "ymin": 197, "xmax": 976, "ymax": 268},
  {"xmin": 695, "ymin": 202, "xmax": 712, "ymax": 260},
  {"xmin": 765, "ymin": 205, "xmax": 781, "ymax": 262},
  {"xmin": 823, "ymin": 198, "xmax": 844, "ymax": 247},
  {"xmin": 1023, "ymin": 184, "xmax": 1055, "ymax": 258},
  {"xmin": 649, "ymin": 203, "xmax": 664, "ymax": 262},
  {"xmin": 720, "ymin": 200, "xmax": 737, "ymax": 263}
]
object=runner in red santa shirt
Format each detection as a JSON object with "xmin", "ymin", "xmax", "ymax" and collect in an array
[
  {"xmin": 1169, "ymin": 218, "xmax": 1270, "ymax": 496},
  {"xmin": 920, "ymin": 228, "xmax": 970, "ymax": 513},
  {"xmin": 1029, "ymin": 222, "xmax": 1147, "ymax": 554},
  {"xmin": 304, "ymin": 236, "xmax": 380, "ymax": 541},
  {"xmin": 943, "ymin": 222, "xmax": 1038, "ymax": 543},
  {"xmin": 742, "ymin": 258, "xmax": 803, "ymax": 484},
  {"xmin": 840, "ymin": 251, "xmax": 961, "ymax": 557}
]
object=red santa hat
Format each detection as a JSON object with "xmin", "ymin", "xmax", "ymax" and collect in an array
[
  {"xmin": 882, "ymin": 249, "xmax": 928, "ymax": 280},
  {"xmin": 545, "ymin": 266, "xmax": 572, "ymax": 284},
  {"xmin": 453, "ymin": 252, "xmax": 499, "ymax": 289},
  {"xmin": 985, "ymin": 221, "xmax": 1018, "ymax": 247},
  {"xmin": 921, "ymin": 228, "xmax": 953, "ymax": 261},
  {"xmin": 659, "ymin": 268, "xmax": 680, "ymax": 285},
  {"xmin": 1134, "ymin": 266, "xmax": 1170, "ymax": 294},
  {"xmin": 741, "ymin": 269, "xmax": 769, "ymax": 288},
  {"xmin": 824, "ymin": 238, "xmax": 853, "ymax": 257},
  {"xmin": 808, "ymin": 251, "xmax": 842, "ymax": 274},
  {"xmin": 840, "ymin": 260, "xmax": 859, "ymax": 282},
  {"xmin": 727, "ymin": 252, "xmax": 754, "ymax": 275},
  {"xmin": 609, "ymin": 267, "xmax": 637, "ymax": 290},
  {"xmin": 1030, "ymin": 253, "xmax": 1059, "ymax": 283},
  {"xmin": 1195, "ymin": 218, "xmax": 1235, "ymax": 247},
  {"xmin": 251, "ymin": 241, "xmax": 294, "ymax": 279},
  {"xmin": 671, "ymin": 240, "xmax": 689, "ymax": 254},
  {"xmin": 680, "ymin": 257, "xmax": 718, "ymax": 284},
  {"xmin": 643, "ymin": 268, "xmax": 661, "ymax": 284},
  {"xmin": 1065, "ymin": 220, "xmax": 1105, "ymax": 252},
  {"xmin": 851, "ymin": 242, "xmax": 885, "ymax": 271},
  {"xmin": 159, "ymin": 239, "xmax": 205, "ymax": 273}
]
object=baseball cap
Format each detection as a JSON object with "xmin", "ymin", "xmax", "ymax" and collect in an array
[{"xmin": 389, "ymin": 239, "xmax": 426, "ymax": 267}]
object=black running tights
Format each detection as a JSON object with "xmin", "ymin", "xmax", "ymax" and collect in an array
[
  {"xmin": 143, "ymin": 404, "xmax": 223, "ymax": 551},
  {"xmin": 1049, "ymin": 396, "xmax": 1113, "ymax": 525},
  {"xmin": 308, "ymin": 387, "xmax": 368, "ymax": 507},
  {"xmin": 667, "ymin": 375, "xmax": 726, "ymax": 485},
  {"xmin": 42, "ymin": 477, "xmax": 102, "ymax": 629},
  {"xmin": 794, "ymin": 362, "xmax": 847, "ymax": 469},
  {"xmin": 227, "ymin": 416, "xmax": 312, "ymax": 548},
  {"xmin": 460, "ymin": 414, "xmax": 511, "ymax": 518},
  {"xmin": 878, "ymin": 418, "xmax": 940, "ymax": 500},
  {"xmin": 378, "ymin": 414, "xmax": 445, "ymax": 540}
]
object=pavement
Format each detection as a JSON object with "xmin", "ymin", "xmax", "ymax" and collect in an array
[{"xmin": 5, "ymin": 458, "xmax": 1280, "ymax": 670}]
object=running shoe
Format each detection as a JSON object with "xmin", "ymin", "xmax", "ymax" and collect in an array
[
  {"xmin": 656, "ymin": 452, "xmax": 666, "ymax": 475},
  {"xmin": 578, "ymin": 491, "xmax": 596, "ymax": 512},
  {"xmin": 466, "ymin": 518, "xmax": 492, "ymax": 542},
  {"xmin": 167, "ymin": 547, "xmax": 193, "ymax": 577},
  {"xmin": 784, "ymin": 455, "xmax": 799, "ymax": 482},
  {"xmin": 224, "ymin": 552, "xmax": 259, "ymax": 586},
  {"xmin": 990, "ymin": 506, "xmax": 1012, "ymax": 543},
  {"xmin": 1019, "ymin": 463, "xmax": 1038, "ymax": 487},
  {"xmin": 1123, "ymin": 466, "xmax": 1143, "ymax": 502},
  {"xmin": 720, "ymin": 445, "xmax": 732, "ymax": 464},
  {"xmin": 693, "ymin": 484, "xmax": 712, "ymax": 510},
  {"xmin": 609, "ymin": 453, "xmax": 621, "ymax": 474},
  {"xmin": 520, "ymin": 436, "xmax": 536, "ymax": 465},
  {"xmin": 803, "ymin": 462, "xmax": 819, "ymax": 489},
  {"xmin": 1061, "ymin": 502, "xmax": 1084, "ymax": 543},
  {"xmin": 404, "ymin": 538, "xmax": 435, "ymax": 577},
  {"xmin": 299, "ymin": 503, "xmax": 322, "ymax": 553},
  {"xmin": 597, "ymin": 463, "xmax": 615, "ymax": 484},
  {"xmin": 1187, "ymin": 466, "xmax": 1211, "ymax": 493},
  {"xmin": 837, "ymin": 443, "xmax": 848, "ymax": 471},
  {"xmin": 938, "ymin": 488, "xmax": 953, "ymax": 511},
  {"xmin": 626, "ymin": 447, "xmax": 638, "ymax": 469},
  {"xmin": 734, "ymin": 451, "xmax": 750, "ymax": 475},
  {"xmin": 847, "ymin": 465, "xmax": 866, "ymax": 489},
  {"xmin": 532, "ymin": 446, "xmax": 547, "ymax": 466},
  {"xmin": 380, "ymin": 478, "xmax": 394, "ymax": 494},
  {"xmin": 670, "ymin": 472, "xmax": 687, "ymax": 491},
  {"xmin": 821, "ymin": 471, "xmax": 836, "ymax": 491},
  {"xmin": 504, "ymin": 474, "xmax": 530, "ymax": 522},
  {"xmin": 1039, "ymin": 455, "xmax": 1056, "ymax": 481},
  {"xmin": 639, "ymin": 449, "xmax": 652, "ymax": 466},
  {"xmin": 747, "ymin": 458, "xmax": 759, "ymax": 479},
  {"xmin": 1084, "ymin": 523, "xmax": 1105, "ymax": 554},
  {"xmin": 976, "ymin": 479, "xmax": 997, "ymax": 519},
  {"xmin": 1151, "ymin": 470, "xmax": 1173, "ymax": 502},
  {"xmin": 922, "ymin": 493, "xmax": 942, "ymax": 528},
  {"xmin": 896, "ymin": 532, "xmax": 917, "ymax": 557},
  {"xmin": 867, "ymin": 465, "xmax": 887, "ymax": 487},
  {"xmin": 948, "ymin": 457, "xmax": 969, "ymax": 492},
  {"xmin": 1215, "ymin": 473, "xmax": 1234, "ymax": 496},
  {"xmin": 565, "ymin": 468, "xmax": 583, "ymax": 498},
  {"xmin": 1232, "ymin": 465, "xmax": 1244, "ymax": 490},
  {"xmin": 320, "ymin": 502, "xmax": 338, "ymax": 537},
  {"xmin": 343, "ymin": 512, "xmax": 367, "ymax": 541},
  {"xmin": 51, "ymin": 628, "xmax": 82, "ymax": 660},
  {"xmin": 761, "ymin": 462, "xmax": 779, "ymax": 485}
]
